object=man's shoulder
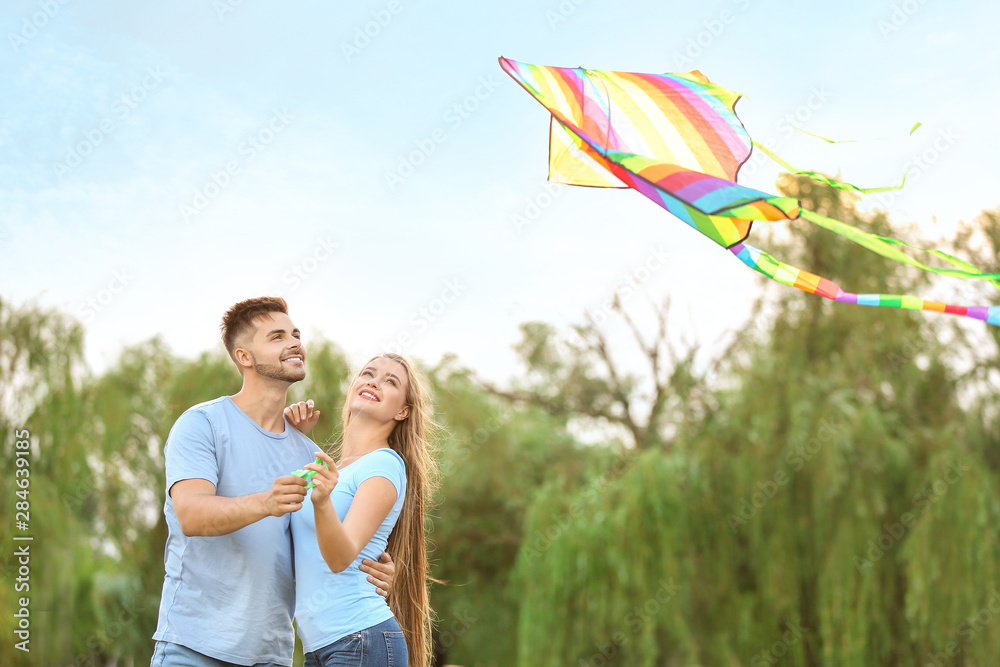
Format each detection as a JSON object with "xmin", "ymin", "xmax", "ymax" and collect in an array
[
  {"xmin": 170, "ymin": 397, "xmax": 230, "ymax": 431},
  {"xmin": 185, "ymin": 395, "xmax": 231, "ymax": 414},
  {"xmin": 284, "ymin": 422, "xmax": 317, "ymax": 448}
]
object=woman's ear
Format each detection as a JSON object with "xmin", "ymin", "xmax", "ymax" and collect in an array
[{"xmin": 394, "ymin": 405, "xmax": 410, "ymax": 421}]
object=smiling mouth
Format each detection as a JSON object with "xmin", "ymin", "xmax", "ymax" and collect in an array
[
  {"xmin": 359, "ymin": 390, "xmax": 380, "ymax": 402},
  {"xmin": 282, "ymin": 356, "xmax": 304, "ymax": 364}
]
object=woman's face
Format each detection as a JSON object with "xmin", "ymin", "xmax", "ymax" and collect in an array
[{"xmin": 347, "ymin": 356, "xmax": 410, "ymax": 423}]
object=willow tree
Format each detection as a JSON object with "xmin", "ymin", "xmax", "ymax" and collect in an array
[
  {"xmin": 513, "ymin": 179, "xmax": 1000, "ymax": 666},
  {"xmin": 0, "ymin": 298, "xmax": 93, "ymax": 666},
  {"xmin": 426, "ymin": 357, "xmax": 600, "ymax": 667}
]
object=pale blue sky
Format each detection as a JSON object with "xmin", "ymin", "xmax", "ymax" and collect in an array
[{"xmin": 3, "ymin": 0, "xmax": 998, "ymax": 379}]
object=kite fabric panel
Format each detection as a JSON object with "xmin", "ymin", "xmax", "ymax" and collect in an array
[{"xmin": 499, "ymin": 56, "xmax": 1000, "ymax": 326}]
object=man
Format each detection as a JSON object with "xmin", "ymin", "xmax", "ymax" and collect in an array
[{"xmin": 151, "ymin": 297, "xmax": 394, "ymax": 667}]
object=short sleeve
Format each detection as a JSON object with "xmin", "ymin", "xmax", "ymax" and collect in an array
[
  {"xmin": 164, "ymin": 408, "xmax": 220, "ymax": 494},
  {"xmin": 357, "ymin": 450, "xmax": 406, "ymax": 498}
]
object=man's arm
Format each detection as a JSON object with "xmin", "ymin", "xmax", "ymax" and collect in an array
[
  {"xmin": 361, "ymin": 553, "xmax": 396, "ymax": 597},
  {"xmin": 172, "ymin": 475, "xmax": 308, "ymax": 537}
]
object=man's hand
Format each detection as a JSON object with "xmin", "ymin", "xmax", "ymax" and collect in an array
[
  {"xmin": 262, "ymin": 475, "xmax": 308, "ymax": 517},
  {"xmin": 284, "ymin": 400, "xmax": 321, "ymax": 435},
  {"xmin": 171, "ymin": 475, "xmax": 306, "ymax": 537},
  {"xmin": 361, "ymin": 552, "xmax": 395, "ymax": 597}
]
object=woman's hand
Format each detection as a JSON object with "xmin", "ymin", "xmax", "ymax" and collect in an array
[
  {"xmin": 304, "ymin": 451, "xmax": 338, "ymax": 504},
  {"xmin": 284, "ymin": 400, "xmax": 321, "ymax": 434}
]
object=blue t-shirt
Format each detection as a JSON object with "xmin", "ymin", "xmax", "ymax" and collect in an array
[
  {"xmin": 291, "ymin": 447, "xmax": 406, "ymax": 652},
  {"xmin": 152, "ymin": 396, "xmax": 317, "ymax": 666}
]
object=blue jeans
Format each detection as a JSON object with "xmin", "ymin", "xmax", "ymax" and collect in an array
[
  {"xmin": 303, "ymin": 617, "xmax": 407, "ymax": 667},
  {"xmin": 150, "ymin": 641, "xmax": 286, "ymax": 667}
]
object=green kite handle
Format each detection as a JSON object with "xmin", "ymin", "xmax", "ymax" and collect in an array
[{"xmin": 291, "ymin": 457, "xmax": 326, "ymax": 490}]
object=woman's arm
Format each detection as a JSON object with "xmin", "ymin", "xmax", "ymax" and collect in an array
[{"xmin": 305, "ymin": 451, "xmax": 399, "ymax": 573}]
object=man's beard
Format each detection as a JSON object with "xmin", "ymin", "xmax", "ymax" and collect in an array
[{"xmin": 250, "ymin": 352, "xmax": 306, "ymax": 383}]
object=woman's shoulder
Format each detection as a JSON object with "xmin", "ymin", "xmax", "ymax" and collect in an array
[
  {"xmin": 349, "ymin": 447, "xmax": 406, "ymax": 495},
  {"xmin": 364, "ymin": 446, "xmax": 405, "ymax": 471}
]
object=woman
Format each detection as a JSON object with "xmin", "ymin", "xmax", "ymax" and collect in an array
[{"xmin": 287, "ymin": 353, "xmax": 435, "ymax": 667}]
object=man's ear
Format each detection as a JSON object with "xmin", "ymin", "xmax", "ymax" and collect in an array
[
  {"xmin": 394, "ymin": 405, "xmax": 410, "ymax": 421},
  {"xmin": 233, "ymin": 346, "xmax": 255, "ymax": 372}
]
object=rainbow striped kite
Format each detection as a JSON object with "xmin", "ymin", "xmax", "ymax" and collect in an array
[{"xmin": 499, "ymin": 57, "xmax": 1000, "ymax": 326}]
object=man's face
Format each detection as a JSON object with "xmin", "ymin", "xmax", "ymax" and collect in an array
[{"xmin": 244, "ymin": 312, "xmax": 306, "ymax": 384}]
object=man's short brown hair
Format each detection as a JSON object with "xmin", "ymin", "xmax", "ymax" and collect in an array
[{"xmin": 221, "ymin": 297, "xmax": 289, "ymax": 363}]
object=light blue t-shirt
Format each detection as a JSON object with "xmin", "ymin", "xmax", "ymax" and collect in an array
[
  {"xmin": 152, "ymin": 396, "xmax": 317, "ymax": 666},
  {"xmin": 291, "ymin": 447, "xmax": 406, "ymax": 652}
]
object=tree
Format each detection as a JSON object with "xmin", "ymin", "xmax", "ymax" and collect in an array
[
  {"xmin": 0, "ymin": 298, "xmax": 96, "ymax": 666},
  {"xmin": 480, "ymin": 298, "xmax": 706, "ymax": 451},
  {"xmin": 512, "ymin": 179, "xmax": 1000, "ymax": 665},
  {"xmin": 426, "ymin": 356, "xmax": 600, "ymax": 667}
]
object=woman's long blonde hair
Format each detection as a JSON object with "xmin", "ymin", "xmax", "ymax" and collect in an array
[{"xmin": 341, "ymin": 353, "xmax": 437, "ymax": 667}]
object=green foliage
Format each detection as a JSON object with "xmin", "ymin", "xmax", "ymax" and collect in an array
[
  {"xmin": 512, "ymin": 180, "xmax": 1000, "ymax": 666},
  {"xmin": 2, "ymin": 187, "xmax": 998, "ymax": 666},
  {"xmin": 426, "ymin": 358, "xmax": 599, "ymax": 667}
]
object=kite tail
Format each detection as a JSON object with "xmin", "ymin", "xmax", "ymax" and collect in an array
[
  {"xmin": 729, "ymin": 241, "xmax": 1000, "ymax": 327},
  {"xmin": 753, "ymin": 142, "xmax": 909, "ymax": 194},
  {"xmin": 798, "ymin": 210, "xmax": 1000, "ymax": 290}
]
